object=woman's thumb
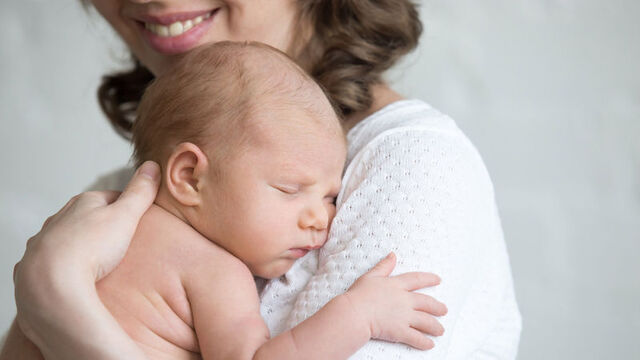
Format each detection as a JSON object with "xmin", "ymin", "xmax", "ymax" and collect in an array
[
  {"xmin": 112, "ymin": 161, "xmax": 161, "ymax": 218},
  {"xmin": 367, "ymin": 252, "xmax": 396, "ymax": 277}
]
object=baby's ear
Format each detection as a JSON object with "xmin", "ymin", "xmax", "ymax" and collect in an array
[{"xmin": 165, "ymin": 142, "xmax": 209, "ymax": 207}]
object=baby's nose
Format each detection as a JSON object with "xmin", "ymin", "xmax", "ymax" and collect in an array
[{"xmin": 299, "ymin": 202, "xmax": 329, "ymax": 230}]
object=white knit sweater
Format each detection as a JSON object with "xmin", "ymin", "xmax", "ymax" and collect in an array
[
  {"xmin": 90, "ymin": 99, "xmax": 521, "ymax": 359},
  {"xmin": 259, "ymin": 100, "xmax": 521, "ymax": 359}
]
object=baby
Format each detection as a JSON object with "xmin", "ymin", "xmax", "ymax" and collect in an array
[{"xmin": 95, "ymin": 42, "xmax": 446, "ymax": 359}]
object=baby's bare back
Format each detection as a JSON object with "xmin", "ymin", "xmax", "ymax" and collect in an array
[{"xmin": 96, "ymin": 205, "xmax": 221, "ymax": 360}]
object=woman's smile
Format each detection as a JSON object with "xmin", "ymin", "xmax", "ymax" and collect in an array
[
  {"xmin": 91, "ymin": 0, "xmax": 300, "ymax": 75},
  {"xmin": 133, "ymin": 8, "xmax": 220, "ymax": 54}
]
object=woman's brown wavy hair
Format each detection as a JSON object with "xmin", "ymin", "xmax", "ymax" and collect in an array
[{"xmin": 97, "ymin": 0, "xmax": 422, "ymax": 139}]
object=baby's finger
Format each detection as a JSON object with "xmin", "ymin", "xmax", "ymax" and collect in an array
[
  {"xmin": 365, "ymin": 252, "xmax": 396, "ymax": 277},
  {"xmin": 413, "ymin": 293, "xmax": 448, "ymax": 316},
  {"xmin": 394, "ymin": 272, "xmax": 441, "ymax": 291},
  {"xmin": 411, "ymin": 312, "xmax": 445, "ymax": 337},
  {"xmin": 398, "ymin": 328, "xmax": 435, "ymax": 351}
]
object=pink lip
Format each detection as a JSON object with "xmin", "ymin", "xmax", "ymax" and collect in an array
[
  {"xmin": 134, "ymin": 9, "xmax": 215, "ymax": 25},
  {"xmin": 134, "ymin": 9, "xmax": 218, "ymax": 55},
  {"xmin": 289, "ymin": 248, "xmax": 310, "ymax": 258}
]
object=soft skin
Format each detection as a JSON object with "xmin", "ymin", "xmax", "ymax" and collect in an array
[{"xmin": 157, "ymin": 118, "xmax": 346, "ymax": 279}]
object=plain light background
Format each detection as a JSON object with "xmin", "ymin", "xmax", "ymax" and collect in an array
[{"xmin": 1, "ymin": 1, "xmax": 639, "ymax": 358}]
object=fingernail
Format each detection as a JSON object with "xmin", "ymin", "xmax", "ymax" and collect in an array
[{"xmin": 139, "ymin": 161, "xmax": 160, "ymax": 181}]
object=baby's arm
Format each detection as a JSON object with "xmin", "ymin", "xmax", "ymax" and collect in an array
[
  {"xmin": 187, "ymin": 250, "xmax": 446, "ymax": 360},
  {"xmin": 257, "ymin": 252, "xmax": 446, "ymax": 359}
]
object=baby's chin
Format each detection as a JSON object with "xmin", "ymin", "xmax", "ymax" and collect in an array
[{"xmin": 253, "ymin": 259, "xmax": 295, "ymax": 279}]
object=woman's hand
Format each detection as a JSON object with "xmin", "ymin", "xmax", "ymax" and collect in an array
[{"xmin": 10, "ymin": 161, "xmax": 160, "ymax": 360}]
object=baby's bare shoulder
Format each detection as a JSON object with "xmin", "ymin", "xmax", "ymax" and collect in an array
[{"xmin": 135, "ymin": 205, "xmax": 253, "ymax": 287}]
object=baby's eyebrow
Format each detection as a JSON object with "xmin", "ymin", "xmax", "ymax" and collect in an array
[
  {"xmin": 274, "ymin": 175, "xmax": 314, "ymax": 187},
  {"xmin": 276, "ymin": 167, "xmax": 316, "ymax": 185}
]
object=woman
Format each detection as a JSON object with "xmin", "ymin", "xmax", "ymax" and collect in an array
[{"xmin": 2, "ymin": 0, "xmax": 521, "ymax": 358}]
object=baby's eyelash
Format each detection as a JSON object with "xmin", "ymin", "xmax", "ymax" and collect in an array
[{"xmin": 275, "ymin": 185, "xmax": 299, "ymax": 194}]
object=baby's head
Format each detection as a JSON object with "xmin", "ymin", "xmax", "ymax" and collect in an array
[{"xmin": 133, "ymin": 41, "xmax": 346, "ymax": 279}]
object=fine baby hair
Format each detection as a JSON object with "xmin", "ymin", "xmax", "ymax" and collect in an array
[{"xmin": 131, "ymin": 41, "xmax": 343, "ymax": 172}]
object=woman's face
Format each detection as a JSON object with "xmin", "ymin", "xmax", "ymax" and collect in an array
[{"xmin": 91, "ymin": 0, "xmax": 299, "ymax": 75}]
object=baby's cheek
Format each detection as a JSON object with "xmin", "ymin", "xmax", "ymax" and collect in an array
[{"xmin": 254, "ymin": 201, "xmax": 289, "ymax": 230}]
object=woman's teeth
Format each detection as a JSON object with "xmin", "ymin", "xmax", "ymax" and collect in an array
[{"xmin": 145, "ymin": 13, "xmax": 211, "ymax": 37}]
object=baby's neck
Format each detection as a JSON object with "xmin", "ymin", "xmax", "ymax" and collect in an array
[{"xmin": 153, "ymin": 186, "xmax": 192, "ymax": 226}]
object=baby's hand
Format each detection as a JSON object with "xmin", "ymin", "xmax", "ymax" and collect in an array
[{"xmin": 343, "ymin": 252, "xmax": 447, "ymax": 350}]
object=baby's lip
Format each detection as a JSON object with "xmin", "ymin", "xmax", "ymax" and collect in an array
[
  {"xmin": 288, "ymin": 245, "xmax": 323, "ymax": 259},
  {"xmin": 288, "ymin": 248, "xmax": 310, "ymax": 259}
]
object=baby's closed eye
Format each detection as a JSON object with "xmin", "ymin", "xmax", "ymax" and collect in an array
[{"xmin": 273, "ymin": 184, "xmax": 300, "ymax": 195}]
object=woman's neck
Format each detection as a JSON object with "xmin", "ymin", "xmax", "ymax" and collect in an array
[{"xmin": 342, "ymin": 83, "xmax": 405, "ymax": 133}]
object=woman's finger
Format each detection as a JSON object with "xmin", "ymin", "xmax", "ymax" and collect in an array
[
  {"xmin": 110, "ymin": 161, "xmax": 160, "ymax": 218},
  {"xmin": 74, "ymin": 191, "xmax": 121, "ymax": 209},
  {"xmin": 394, "ymin": 272, "xmax": 441, "ymax": 291},
  {"xmin": 98, "ymin": 191, "xmax": 122, "ymax": 205},
  {"xmin": 40, "ymin": 194, "xmax": 82, "ymax": 230}
]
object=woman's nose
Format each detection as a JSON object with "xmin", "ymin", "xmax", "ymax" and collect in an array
[{"xmin": 299, "ymin": 202, "xmax": 329, "ymax": 231}]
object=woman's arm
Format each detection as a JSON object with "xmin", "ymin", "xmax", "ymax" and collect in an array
[
  {"xmin": 266, "ymin": 128, "xmax": 521, "ymax": 359},
  {"xmin": 1, "ymin": 161, "xmax": 161, "ymax": 360}
]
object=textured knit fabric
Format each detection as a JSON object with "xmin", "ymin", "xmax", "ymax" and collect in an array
[
  {"xmin": 90, "ymin": 99, "xmax": 521, "ymax": 359},
  {"xmin": 259, "ymin": 99, "xmax": 521, "ymax": 359}
]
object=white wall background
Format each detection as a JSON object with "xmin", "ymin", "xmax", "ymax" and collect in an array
[{"xmin": 1, "ymin": 1, "xmax": 638, "ymax": 358}]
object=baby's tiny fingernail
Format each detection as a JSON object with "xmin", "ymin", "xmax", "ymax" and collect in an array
[{"xmin": 438, "ymin": 303, "xmax": 448, "ymax": 316}]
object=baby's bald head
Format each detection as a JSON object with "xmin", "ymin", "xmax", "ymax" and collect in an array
[{"xmin": 132, "ymin": 41, "xmax": 342, "ymax": 174}]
